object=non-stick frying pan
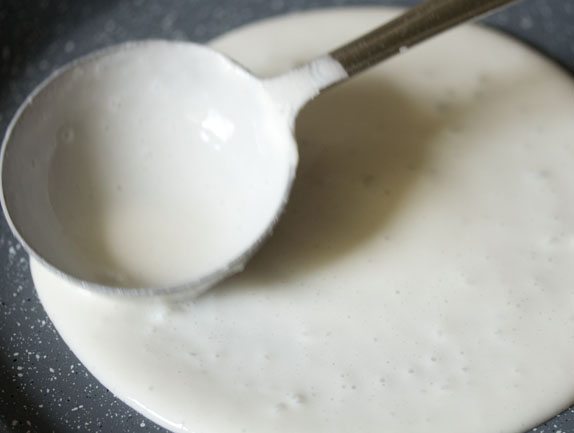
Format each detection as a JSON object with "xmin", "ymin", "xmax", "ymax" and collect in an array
[{"xmin": 0, "ymin": 0, "xmax": 573, "ymax": 432}]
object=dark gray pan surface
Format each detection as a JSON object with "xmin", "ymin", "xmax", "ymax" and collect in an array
[{"xmin": 0, "ymin": 0, "xmax": 573, "ymax": 432}]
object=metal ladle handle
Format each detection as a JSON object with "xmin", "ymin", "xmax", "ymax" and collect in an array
[
  {"xmin": 264, "ymin": 0, "xmax": 519, "ymax": 125},
  {"xmin": 330, "ymin": 0, "xmax": 517, "ymax": 76}
]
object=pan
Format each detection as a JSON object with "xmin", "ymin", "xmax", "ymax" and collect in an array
[{"xmin": 0, "ymin": 0, "xmax": 573, "ymax": 432}]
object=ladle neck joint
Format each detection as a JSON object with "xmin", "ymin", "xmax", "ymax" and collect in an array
[{"xmin": 263, "ymin": 55, "xmax": 348, "ymax": 128}]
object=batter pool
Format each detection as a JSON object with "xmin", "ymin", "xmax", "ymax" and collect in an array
[{"xmin": 32, "ymin": 8, "xmax": 574, "ymax": 433}]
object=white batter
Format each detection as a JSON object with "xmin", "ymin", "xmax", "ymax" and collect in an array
[{"xmin": 33, "ymin": 8, "xmax": 574, "ymax": 433}]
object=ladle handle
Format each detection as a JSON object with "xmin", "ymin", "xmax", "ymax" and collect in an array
[
  {"xmin": 264, "ymin": 0, "xmax": 518, "ymax": 125},
  {"xmin": 330, "ymin": 0, "xmax": 517, "ymax": 77}
]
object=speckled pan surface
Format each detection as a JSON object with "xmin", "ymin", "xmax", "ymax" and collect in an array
[{"xmin": 0, "ymin": 0, "xmax": 573, "ymax": 432}]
